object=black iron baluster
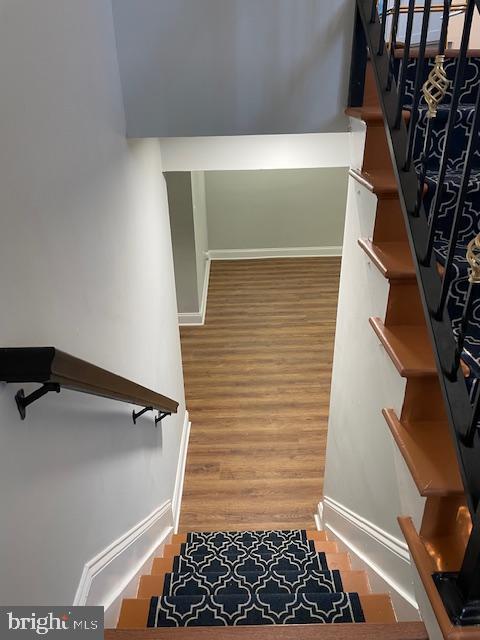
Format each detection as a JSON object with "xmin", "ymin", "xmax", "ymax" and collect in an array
[
  {"xmin": 454, "ymin": 282, "xmax": 475, "ymax": 372},
  {"xmin": 414, "ymin": 0, "xmax": 452, "ymax": 214},
  {"xmin": 386, "ymin": 0, "xmax": 402, "ymax": 91},
  {"xmin": 436, "ymin": 73, "xmax": 480, "ymax": 317},
  {"xmin": 394, "ymin": 0, "xmax": 417, "ymax": 128},
  {"xmin": 404, "ymin": 0, "xmax": 432, "ymax": 171},
  {"xmin": 348, "ymin": 5, "xmax": 369, "ymax": 108},
  {"xmin": 423, "ymin": 0, "xmax": 475, "ymax": 264},
  {"xmin": 465, "ymin": 380, "xmax": 480, "ymax": 446},
  {"xmin": 370, "ymin": 0, "xmax": 378, "ymax": 23},
  {"xmin": 439, "ymin": 0, "xmax": 453, "ymax": 55},
  {"xmin": 378, "ymin": 0, "xmax": 389, "ymax": 55},
  {"xmin": 456, "ymin": 505, "xmax": 480, "ymax": 619}
]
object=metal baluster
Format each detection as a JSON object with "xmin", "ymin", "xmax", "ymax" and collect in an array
[
  {"xmin": 438, "ymin": 0, "xmax": 453, "ymax": 56},
  {"xmin": 414, "ymin": 0, "xmax": 452, "ymax": 214},
  {"xmin": 394, "ymin": 0, "xmax": 417, "ymax": 128},
  {"xmin": 404, "ymin": 0, "xmax": 432, "ymax": 170},
  {"xmin": 423, "ymin": 0, "xmax": 475, "ymax": 264},
  {"xmin": 462, "ymin": 236, "xmax": 480, "ymax": 445},
  {"xmin": 465, "ymin": 377, "xmax": 480, "ymax": 446},
  {"xmin": 436, "ymin": 68, "xmax": 480, "ymax": 317},
  {"xmin": 348, "ymin": 5, "xmax": 369, "ymax": 108},
  {"xmin": 457, "ymin": 504, "xmax": 480, "ymax": 610},
  {"xmin": 378, "ymin": 0, "xmax": 389, "ymax": 54},
  {"xmin": 387, "ymin": 0, "xmax": 402, "ymax": 90},
  {"xmin": 371, "ymin": 0, "xmax": 378, "ymax": 23},
  {"xmin": 454, "ymin": 236, "xmax": 480, "ymax": 378}
]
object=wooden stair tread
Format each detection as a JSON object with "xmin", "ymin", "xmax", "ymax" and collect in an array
[
  {"xmin": 313, "ymin": 540, "xmax": 339, "ymax": 553},
  {"xmin": 346, "ymin": 106, "xmax": 384, "ymax": 124},
  {"xmin": 350, "ymin": 169, "xmax": 398, "ymax": 198},
  {"xmin": 369, "ymin": 318, "xmax": 436, "ymax": 377},
  {"xmin": 108, "ymin": 622, "xmax": 429, "ymax": 638},
  {"xmin": 138, "ymin": 574, "xmax": 166, "ymax": 598},
  {"xmin": 341, "ymin": 570, "xmax": 372, "ymax": 595},
  {"xmin": 117, "ymin": 598, "xmax": 150, "ymax": 629},
  {"xmin": 383, "ymin": 409, "xmax": 463, "ymax": 496},
  {"xmin": 346, "ymin": 106, "xmax": 410, "ymax": 126},
  {"xmin": 399, "ymin": 517, "xmax": 480, "ymax": 639},
  {"xmin": 359, "ymin": 594, "xmax": 397, "ymax": 624},
  {"xmin": 164, "ymin": 540, "xmax": 338, "ymax": 557},
  {"xmin": 307, "ymin": 529, "xmax": 329, "ymax": 541},
  {"xmin": 325, "ymin": 552, "xmax": 351, "ymax": 571},
  {"xmin": 358, "ymin": 239, "xmax": 415, "ymax": 280},
  {"xmin": 171, "ymin": 531, "xmax": 328, "ymax": 544}
]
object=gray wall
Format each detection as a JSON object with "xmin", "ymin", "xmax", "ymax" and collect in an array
[
  {"xmin": 205, "ymin": 168, "xmax": 348, "ymax": 250},
  {"xmin": 191, "ymin": 172, "xmax": 209, "ymax": 304},
  {"xmin": 0, "ymin": 0, "xmax": 185, "ymax": 606},
  {"xmin": 111, "ymin": 0, "xmax": 355, "ymax": 137},
  {"xmin": 166, "ymin": 173, "xmax": 199, "ymax": 313}
]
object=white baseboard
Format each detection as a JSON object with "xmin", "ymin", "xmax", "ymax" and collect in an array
[
  {"xmin": 207, "ymin": 246, "xmax": 342, "ymax": 260},
  {"xmin": 74, "ymin": 501, "xmax": 174, "ymax": 628},
  {"xmin": 172, "ymin": 411, "xmax": 191, "ymax": 533},
  {"xmin": 319, "ymin": 496, "xmax": 419, "ymax": 621},
  {"xmin": 178, "ymin": 259, "xmax": 211, "ymax": 326}
]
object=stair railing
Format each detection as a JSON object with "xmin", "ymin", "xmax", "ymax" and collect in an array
[
  {"xmin": 0, "ymin": 347, "xmax": 178, "ymax": 424},
  {"xmin": 350, "ymin": 0, "xmax": 480, "ymax": 625}
]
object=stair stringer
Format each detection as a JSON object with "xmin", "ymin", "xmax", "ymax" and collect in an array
[{"xmin": 320, "ymin": 124, "xmax": 422, "ymax": 621}]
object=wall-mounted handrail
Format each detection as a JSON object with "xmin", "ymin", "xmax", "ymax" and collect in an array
[{"xmin": 0, "ymin": 347, "xmax": 179, "ymax": 421}]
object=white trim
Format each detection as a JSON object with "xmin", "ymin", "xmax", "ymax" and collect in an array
[
  {"xmin": 178, "ymin": 259, "xmax": 211, "ymax": 326},
  {"xmin": 208, "ymin": 246, "xmax": 342, "ymax": 261},
  {"xmin": 172, "ymin": 411, "xmax": 191, "ymax": 533},
  {"xmin": 159, "ymin": 132, "xmax": 351, "ymax": 172},
  {"xmin": 320, "ymin": 496, "xmax": 419, "ymax": 620},
  {"xmin": 73, "ymin": 501, "xmax": 173, "ymax": 628},
  {"xmin": 324, "ymin": 496, "xmax": 409, "ymax": 561}
]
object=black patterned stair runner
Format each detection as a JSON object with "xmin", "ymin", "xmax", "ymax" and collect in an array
[
  {"xmin": 398, "ymin": 55, "xmax": 480, "ymax": 393},
  {"xmin": 146, "ymin": 529, "xmax": 366, "ymax": 627}
]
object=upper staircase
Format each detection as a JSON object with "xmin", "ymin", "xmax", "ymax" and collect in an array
[{"xmin": 348, "ymin": 0, "xmax": 480, "ymax": 637}]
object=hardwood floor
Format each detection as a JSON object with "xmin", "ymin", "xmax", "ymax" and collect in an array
[{"xmin": 178, "ymin": 257, "xmax": 341, "ymax": 532}]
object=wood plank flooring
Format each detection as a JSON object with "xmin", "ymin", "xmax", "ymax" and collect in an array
[{"xmin": 178, "ymin": 257, "xmax": 341, "ymax": 532}]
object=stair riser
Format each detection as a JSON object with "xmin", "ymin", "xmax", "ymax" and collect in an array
[{"xmin": 385, "ymin": 281, "xmax": 424, "ymax": 327}]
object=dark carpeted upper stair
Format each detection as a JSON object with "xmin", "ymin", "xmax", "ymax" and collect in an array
[{"xmin": 398, "ymin": 54, "xmax": 480, "ymax": 393}]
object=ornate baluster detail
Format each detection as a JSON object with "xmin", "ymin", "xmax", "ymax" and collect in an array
[
  {"xmin": 454, "ymin": 236, "xmax": 480, "ymax": 385},
  {"xmin": 463, "ymin": 236, "xmax": 480, "ymax": 446},
  {"xmin": 422, "ymin": 54, "xmax": 450, "ymax": 118},
  {"xmin": 467, "ymin": 235, "xmax": 480, "ymax": 284}
]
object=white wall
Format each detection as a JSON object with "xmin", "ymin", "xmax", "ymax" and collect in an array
[
  {"xmin": 320, "ymin": 120, "xmax": 419, "ymax": 618},
  {"xmin": 111, "ymin": 0, "xmax": 355, "ymax": 136},
  {"xmin": 160, "ymin": 133, "xmax": 350, "ymax": 172},
  {"xmin": 447, "ymin": 10, "xmax": 480, "ymax": 49},
  {"xmin": 0, "ymin": 0, "xmax": 185, "ymax": 610},
  {"xmin": 205, "ymin": 168, "xmax": 348, "ymax": 252}
]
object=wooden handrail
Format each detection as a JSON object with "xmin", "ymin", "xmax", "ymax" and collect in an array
[{"xmin": 0, "ymin": 347, "xmax": 179, "ymax": 419}]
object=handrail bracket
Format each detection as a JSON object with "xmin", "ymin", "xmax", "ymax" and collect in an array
[{"xmin": 15, "ymin": 383, "xmax": 61, "ymax": 420}]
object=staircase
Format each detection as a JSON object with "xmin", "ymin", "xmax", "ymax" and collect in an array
[
  {"xmin": 113, "ymin": 528, "xmax": 428, "ymax": 637},
  {"xmin": 345, "ymin": 0, "xmax": 480, "ymax": 637}
]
